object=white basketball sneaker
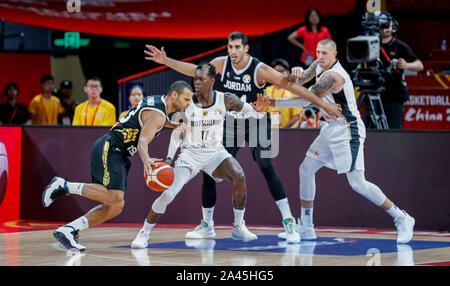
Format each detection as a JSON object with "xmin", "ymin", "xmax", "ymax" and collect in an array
[
  {"xmin": 42, "ymin": 176, "xmax": 69, "ymax": 207},
  {"xmin": 185, "ymin": 220, "xmax": 216, "ymax": 239},
  {"xmin": 394, "ymin": 211, "xmax": 415, "ymax": 244},
  {"xmin": 53, "ymin": 225, "xmax": 86, "ymax": 252},
  {"xmin": 298, "ymin": 219, "xmax": 317, "ymax": 240},
  {"xmin": 278, "ymin": 217, "xmax": 300, "ymax": 243},
  {"xmin": 131, "ymin": 228, "xmax": 151, "ymax": 249},
  {"xmin": 232, "ymin": 220, "xmax": 257, "ymax": 242}
]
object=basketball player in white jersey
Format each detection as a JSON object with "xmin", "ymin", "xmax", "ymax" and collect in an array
[
  {"xmin": 131, "ymin": 62, "xmax": 269, "ymax": 248},
  {"xmin": 144, "ymin": 32, "xmax": 343, "ymax": 243},
  {"xmin": 270, "ymin": 39, "xmax": 415, "ymax": 244}
]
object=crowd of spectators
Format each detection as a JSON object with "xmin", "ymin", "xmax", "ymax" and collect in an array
[
  {"xmin": 0, "ymin": 75, "xmax": 118, "ymax": 126},
  {"xmin": 0, "ymin": 8, "xmax": 423, "ymax": 130}
]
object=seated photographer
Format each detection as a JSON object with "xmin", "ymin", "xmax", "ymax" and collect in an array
[
  {"xmin": 298, "ymin": 104, "xmax": 325, "ymax": 129},
  {"xmin": 363, "ymin": 13, "xmax": 423, "ymax": 129}
]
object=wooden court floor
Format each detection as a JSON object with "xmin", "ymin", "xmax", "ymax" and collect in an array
[{"xmin": 0, "ymin": 220, "xmax": 449, "ymax": 266}]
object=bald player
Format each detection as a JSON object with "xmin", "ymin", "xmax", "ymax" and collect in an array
[{"xmin": 270, "ymin": 39, "xmax": 415, "ymax": 244}]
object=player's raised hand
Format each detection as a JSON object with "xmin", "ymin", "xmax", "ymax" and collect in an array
[
  {"xmin": 144, "ymin": 45, "xmax": 167, "ymax": 65},
  {"xmin": 143, "ymin": 157, "xmax": 163, "ymax": 178},
  {"xmin": 250, "ymin": 93, "xmax": 269, "ymax": 112},
  {"xmin": 289, "ymin": 66, "xmax": 304, "ymax": 83},
  {"xmin": 323, "ymin": 102, "xmax": 342, "ymax": 119}
]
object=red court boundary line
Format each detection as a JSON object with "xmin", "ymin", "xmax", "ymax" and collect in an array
[
  {"xmin": 415, "ymin": 261, "xmax": 450, "ymax": 266},
  {"xmin": 117, "ymin": 45, "xmax": 227, "ymax": 84}
]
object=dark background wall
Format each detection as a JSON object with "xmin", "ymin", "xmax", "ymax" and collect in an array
[
  {"xmin": 4, "ymin": 1, "xmax": 448, "ymax": 110},
  {"xmin": 19, "ymin": 126, "xmax": 450, "ymax": 231}
]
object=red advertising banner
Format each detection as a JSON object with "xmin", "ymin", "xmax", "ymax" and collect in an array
[
  {"xmin": 0, "ymin": 127, "xmax": 22, "ymax": 221},
  {"xmin": 0, "ymin": 0, "xmax": 356, "ymax": 39},
  {"xmin": 0, "ymin": 53, "xmax": 51, "ymax": 106},
  {"xmin": 403, "ymin": 89, "xmax": 450, "ymax": 130}
]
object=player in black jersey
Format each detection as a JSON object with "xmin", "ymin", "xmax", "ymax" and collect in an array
[
  {"xmin": 41, "ymin": 80, "xmax": 193, "ymax": 251},
  {"xmin": 144, "ymin": 31, "xmax": 342, "ymax": 243}
]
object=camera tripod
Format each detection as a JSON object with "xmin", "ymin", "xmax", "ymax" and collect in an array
[{"xmin": 358, "ymin": 92, "xmax": 389, "ymax": 130}]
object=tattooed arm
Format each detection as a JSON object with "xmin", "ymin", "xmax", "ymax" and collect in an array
[
  {"xmin": 290, "ymin": 60, "xmax": 319, "ymax": 85},
  {"xmin": 257, "ymin": 63, "xmax": 342, "ymax": 118},
  {"xmin": 224, "ymin": 92, "xmax": 244, "ymax": 111},
  {"xmin": 310, "ymin": 72, "xmax": 341, "ymax": 97},
  {"xmin": 269, "ymin": 71, "xmax": 343, "ymax": 109}
]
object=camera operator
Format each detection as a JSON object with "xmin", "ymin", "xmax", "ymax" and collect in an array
[
  {"xmin": 299, "ymin": 104, "xmax": 325, "ymax": 129},
  {"xmin": 363, "ymin": 13, "xmax": 423, "ymax": 129}
]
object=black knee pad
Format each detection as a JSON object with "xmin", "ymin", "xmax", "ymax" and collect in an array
[{"xmin": 201, "ymin": 172, "xmax": 217, "ymax": 208}]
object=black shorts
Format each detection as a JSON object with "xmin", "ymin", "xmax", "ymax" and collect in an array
[
  {"xmin": 223, "ymin": 113, "xmax": 272, "ymax": 161},
  {"xmin": 90, "ymin": 133, "xmax": 131, "ymax": 192}
]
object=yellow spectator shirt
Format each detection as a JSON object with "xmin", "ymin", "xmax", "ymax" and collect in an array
[
  {"xmin": 72, "ymin": 98, "xmax": 116, "ymax": 126},
  {"xmin": 28, "ymin": 94, "xmax": 64, "ymax": 125},
  {"xmin": 118, "ymin": 110, "xmax": 130, "ymax": 121}
]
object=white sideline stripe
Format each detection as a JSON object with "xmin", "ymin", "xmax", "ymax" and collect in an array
[
  {"xmin": 82, "ymin": 228, "xmax": 181, "ymax": 239},
  {"xmin": 51, "ymin": 242, "xmax": 198, "ymax": 266},
  {"xmin": 4, "ymin": 225, "xmax": 449, "ymax": 237},
  {"xmin": 318, "ymin": 229, "xmax": 369, "ymax": 233}
]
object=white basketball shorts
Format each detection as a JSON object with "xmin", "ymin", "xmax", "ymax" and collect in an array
[
  {"xmin": 175, "ymin": 146, "xmax": 232, "ymax": 182},
  {"xmin": 306, "ymin": 119, "xmax": 366, "ymax": 174}
]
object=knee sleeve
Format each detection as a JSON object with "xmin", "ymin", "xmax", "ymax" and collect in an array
[
  {"xmin": 151, "ymin": 167, "xmax": 191, "ymax": 214},
  {"xmin": 256, "ymin": 156, "xmax": 273, "ymax": 171},
  {"xmin": 202, "ymin": 172, "xmax": 217, "ymax": 208},
  {"xmin": 346, "ymin": 170, "xmax": 386, "ymax": 206},
  {"xmin": 299, "ymin": 157, "xmax": 324, "ymax": 201}
]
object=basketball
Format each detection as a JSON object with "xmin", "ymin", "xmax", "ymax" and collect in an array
[{"xmin": 145, "ymin": 162, "xmax": 174, "ymax": 192}]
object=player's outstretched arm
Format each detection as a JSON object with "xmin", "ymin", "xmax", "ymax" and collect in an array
[
  {"xmin": 268, "ymin": 71, "xmax": 343, "ymax": 109},
  {"xmin": 290, "ymin": 61, "xmax": 319, "ymax": 85},
  {"xmin": 144, "ymin": 45, "xmax": 226, "ymax": 78},
  {"xmin": 309, "ymin": 72, "xmax": 342, "ymax": 97},
  {"xmin": 166, "ymin": 124, "xmax": 189, "ymax": 166},
  {"xmin": 138, "ymin": 109, "xmax": 165, "ymax": 177},
  {"xmin": 164, "ymin": 120, "xmax": 181, "ymax": 129},
  {"xmin": 144, "ymin": 45, "xmax": 197, "ymax": 77},
  {"xmin": 267, "ymin": 96, "xmax": 311, "ymax": 108},
  {"xmin": 258, "ymin": 64, "xmax": 342, "ymax": 118},
  {"xmin": 224, "ymin": 93, "xmax": 268, "ymax": 113}
]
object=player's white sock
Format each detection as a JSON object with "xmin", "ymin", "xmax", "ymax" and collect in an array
[
  {"xmin": 386, "ymin": 204, "xmax": 406, "ymax": 219},
  {"xmin": 67, "ymin": 216, "xmax": 89, "ymax": 231},
  {"xmin": 67, "ymin": 182, "xmax": 84, "ymax": 196},
  {"xmin": 202, "ymin": 206, "xmax": 215, "ymax": 225},
  {"xmin": 275, "ymin": 198, "xmax": 293, "ymax": 219},
  {"xmin": 300, "ymin": 207, "xmax": 314, "ymax": 226},
  {"xmin": 143, "ymin": 220, "xmax": 156, "ymax": 233},
  {"xmin": 233, "ymin": 208, "xmax": 245, "ymax": 226}
]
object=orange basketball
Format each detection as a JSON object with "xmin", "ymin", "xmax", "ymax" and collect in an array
[{"xmin": 145, "ymin": 162, "xmax": 174, "ymax": 192}]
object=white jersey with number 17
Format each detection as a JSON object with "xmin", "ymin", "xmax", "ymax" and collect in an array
[{"xmin": 181, "ymin": 91, "xmax": 227, "ymax": 150}]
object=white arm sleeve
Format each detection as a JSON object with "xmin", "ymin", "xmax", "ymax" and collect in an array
[
  {"xmin": 240, "ymin": 102, "xmax": 266, "ymax": 119},
  {"xmin": 274, "ymin": 97, "xmax": 311, "ymax": 108},
  {"xmin": 167, "ymin": 127, "xmax": 184, "ymax": 159}
]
